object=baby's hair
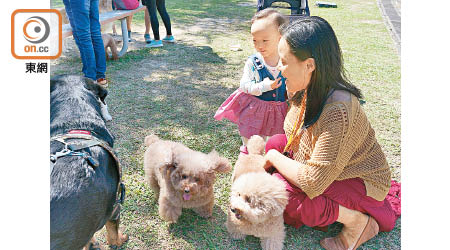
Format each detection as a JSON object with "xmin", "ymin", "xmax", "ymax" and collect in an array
[{"xmin": 251, "ymin": 8, "xmax": 288, "ymax": 27}]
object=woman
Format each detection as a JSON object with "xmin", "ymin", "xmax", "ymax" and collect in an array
[
  {"xmin": 63, "ymin": 0, "xmax": 107, "ymax": 86},
  {"xmin": 263, "ymin": 16, "xmax": 398, "ymax": 249},
  {"xmin": 144, "ymin": 0, "xmax": 174, "ymax": 48}
]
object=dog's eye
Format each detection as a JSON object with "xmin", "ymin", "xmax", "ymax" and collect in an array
[
  {"xmin": 181, "ymin": 174, "xmax": 187, "ymax": 179},
  {"xmin": 195, "ymin": 177, "xmax": 200, "ymax": 182},
  {"xmin": 245, "ymin": 196, "xmax": 251, "ymax": 203}
]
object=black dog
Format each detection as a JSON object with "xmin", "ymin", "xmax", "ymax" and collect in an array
[{"xmin": 50, "ymin": 75, "xmax": 127, "ymax": 250}]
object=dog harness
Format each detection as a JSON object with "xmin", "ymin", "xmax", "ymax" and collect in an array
[
  {"xmin": 50, "ymin": 130, "xmax": 125, "ymax": 205},
  {"xmin": 250, "ymin": 54, "xmax": 287, "ymax": 102}
]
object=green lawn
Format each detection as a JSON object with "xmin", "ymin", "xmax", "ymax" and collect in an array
[{"xmin": 51, "ymin": 0, "xmax": 401, "ymax": 249}]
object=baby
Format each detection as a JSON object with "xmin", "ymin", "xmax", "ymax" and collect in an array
[{"xmin": 215, "ymin": 9, "xmax": 288, "ymax": 154}]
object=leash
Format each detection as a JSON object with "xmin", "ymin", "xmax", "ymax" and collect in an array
[{"xmin": 50, "ymin": 130, "xmax": 125, "ymax": 205}]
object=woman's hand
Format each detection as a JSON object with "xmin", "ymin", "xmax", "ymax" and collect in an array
[
  {"xmin": 263, "ymin": 149, "xmax": 282, "ymax": 171},
  {"xmin": 264, "ymin": 149, "xmax": 302, "ymax": 188}
]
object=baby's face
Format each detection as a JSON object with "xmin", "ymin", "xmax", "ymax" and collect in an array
[{"xmin": 251, "ymin": 18, "xmax": 281, "ymax": 60}]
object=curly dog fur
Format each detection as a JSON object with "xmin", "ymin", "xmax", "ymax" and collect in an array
[
  {"xmin": 226, "ymin": 135, "xmax": 289, "ymax": 250},
  {"xmin": 102, "ymin": 34, "xmax": 119, "ymax": 60},
  {"xmin": 143, "ymin": 135, "xmax": 232, "ymax": 223}
]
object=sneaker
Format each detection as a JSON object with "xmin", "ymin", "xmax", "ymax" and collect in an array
[
  {"xmin": 239, "ymin": 145, "xmax": 248, "ymax": 154},
  {"xmin": 145, "ymin": 40, "xmax": 163, "ymax": 48},
  {"xmin": 127, "ymin": 31, "xmax": 133, "ymax": 42},
  {"xmin": 162, "ymin": 35, "xmax": 175, "ymax": 43},
  {"xmin": 144, "ymin": 34, "xmax": 151, "ymax": 44},
  {"xmin": 96, "ymin": 78, "xmax": 108, "ymax": 88}
]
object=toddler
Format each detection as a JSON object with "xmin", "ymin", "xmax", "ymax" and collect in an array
[{"xmin": 214, "ymin": 9, "xmax": 288, "ymax": 154}]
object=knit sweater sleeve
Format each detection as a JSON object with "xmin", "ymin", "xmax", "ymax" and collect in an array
[{"xmin": 296, "ymin": 103, "xmax": 357, "ymax": 199}]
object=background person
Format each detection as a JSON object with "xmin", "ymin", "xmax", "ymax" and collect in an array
[
  {"xmin": 111, "ymin": 0, "xmax": 152, "ymax": 43},
  {"xmin": 144, "ymin": 0, "xmax": 174, "ymax": 48},
  {"xmin": 63, "ymin": 0, "xmax": 107, "ymax": 86}
]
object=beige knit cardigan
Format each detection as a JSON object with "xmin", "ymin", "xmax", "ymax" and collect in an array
[{"xmin": 284, "ymin": 94, "xmax": 391, "ymax": 201}]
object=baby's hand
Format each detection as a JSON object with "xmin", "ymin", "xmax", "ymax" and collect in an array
[{"xmin": 262, "ymin": 77, "xmax": 282, "ymax": 90}]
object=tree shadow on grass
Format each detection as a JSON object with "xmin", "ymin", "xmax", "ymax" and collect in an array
[{"xmin": 102, "ymin": 42, "xmax": 244, "ymax": 171}]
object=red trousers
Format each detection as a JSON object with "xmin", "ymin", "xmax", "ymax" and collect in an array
[{"xmin": 265, "ymin": 134, "xmax": 397, "ymax": 232}]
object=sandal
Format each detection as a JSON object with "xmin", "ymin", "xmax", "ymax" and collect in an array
[
  {"xmin": 320, "ymin": 216, "xmax": 379, "ymax": 250},
  {"xmin": 313, "ymin": 225, "xmax": 329, "ymax": 232},
  {"xmin": 96, "ymin": 78, "xmax": 108, "ymax": 88}
]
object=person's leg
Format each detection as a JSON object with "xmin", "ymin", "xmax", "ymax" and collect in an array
[
  {"xmin": 155, "ymin": 0, "xmax": 172, "ymax": 37},
  {"xmin": 145, "ymin": 0, "xmax": 163, "ymax": 47},
  {"xmin": 145, "ymin": 0, "xmax": 160, "ymax": 40},
  {"xmin": 239, "ymin": 136, "xmax": 249, "ymax": 155},
  {"xmin": 126, "ymin": 15, "xmax": 134, "ymax": 42},
  {"xmin": 265, "ymin": 134, "xmax": 287, "ymax": 154},
  {"xmin": 325, "ymin": 205, "xmax": 379, "ymax": 250},
  {"xmin": 274, "ymin": 171, "xmax": 393, "ymax": 249},
  {"xmin": 89, "ymin": 0, "xmax": 106, "ymax": 80},
  {"xmin": 111, "ymin": 0, "xmax": 117, "ymax": 35},
  {"xmin": 144, "ymin": 8, "xmax": 151, "ymax": 43},
  {"xmin": 126, "ymin": 15, "xmax": 132, "ymax": 32},
  {"xmin": 63, "ymin": 0, "xmax": 97, "ymax": 80}
]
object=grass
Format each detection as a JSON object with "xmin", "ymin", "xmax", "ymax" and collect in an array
[{"xmin": 51, "ymin": 0, "xmax": 401, "ymax": 249}]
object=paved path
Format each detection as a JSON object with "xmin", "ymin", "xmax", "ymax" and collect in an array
[{"xmin": 379, "ymin": 0, "xmax": 401, "ymax": 54}]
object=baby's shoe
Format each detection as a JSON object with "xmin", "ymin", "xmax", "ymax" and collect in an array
[
  {"xmin": 239, "ymin": 145, "xmax": 248, "ymax": 157},
  {"xmin": 144, "ymin": 34, "xmax": 151, "ymax": 44},
  {"xmin": 145, "ymin": 40, "xmax": 163, "ymax": 48},
  {"xmin": 162, "ymin": 35, "xmax": 175, "ymax": 43}
]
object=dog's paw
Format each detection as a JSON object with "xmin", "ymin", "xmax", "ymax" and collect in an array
[
  {"xmin": 193, "ymin": 204, "xmax": 213, "ymax": 218},
  {"xmin": 229, "ymin": 231, "xmax": 246, "ymax": 240},
  {"xmin": 261, "ymin": 236, "xmax": 284, "ymax": 250},
  {"xmin": 108, "ymin": 233, "xmax": 128, "ymax": 249},
  {"xmin": 83, "ymin": 236, "xmax": 104, "ymax": 250},
  {"xmin": 160, "ymin": 206, "xmax": 182, "ymax": 223}
]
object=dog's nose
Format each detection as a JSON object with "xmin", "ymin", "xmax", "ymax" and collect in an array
[
  {"xmin": 184, "ymin": 188, "xmax": 190, "ymax": 193},
  {"xmin": 231, "ymin": 208, "xmax": 242, "ymax": 220}
]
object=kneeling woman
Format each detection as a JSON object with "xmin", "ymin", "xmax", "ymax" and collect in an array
[{"xmin": 263, "ymin": 16, "xmax": 398, "ymax": 250}]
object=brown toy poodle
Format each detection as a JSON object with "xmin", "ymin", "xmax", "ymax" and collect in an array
[
  {"xmin": 102, "ymin": 34, "xmax": 118, "ymax": 60},
  {"xmin": 143, "ymin": 134, "xmax": 232, "ymax": 223},
  {"xmin": 226, "ymin": 135, "xmax": 289, "ymax": 250}
]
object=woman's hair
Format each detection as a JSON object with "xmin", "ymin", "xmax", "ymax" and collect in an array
[
  {"xmin": 251, "ymin": 8, "xmax": 288, "ymax": 28},
  {"xmin": 280, "ymin": 16, "xmax": 362, "ymax": 127}
]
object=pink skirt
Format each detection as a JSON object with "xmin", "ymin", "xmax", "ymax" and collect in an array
[{"xmin": 214, "ymin": 89, "xmax": 288, "ymax": 138}]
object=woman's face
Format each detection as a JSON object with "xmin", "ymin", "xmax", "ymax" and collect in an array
[{"xmin": 277, "ymin": 37, "xmax": 314, "ymax": 94}]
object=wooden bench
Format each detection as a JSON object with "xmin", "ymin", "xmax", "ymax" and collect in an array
[{"xmin": 61, "ymin": 4, "xmax": 147, "ymax": 58}]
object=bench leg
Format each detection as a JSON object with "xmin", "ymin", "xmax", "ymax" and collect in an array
[{"xmin": 118, "ymin": 18, "xmax": 129, "ymax": 58}]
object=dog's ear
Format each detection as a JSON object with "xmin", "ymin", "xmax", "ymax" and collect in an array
[
  {"xmin": 247, "ymin": 135, "xmax": 266, "ymax": 155},
  {"xmin": 50, "ymin": 78, "xmax": 58, "ymax": 93},
  {"xmin": 159, "ymin": 162, "xmax": 177, "ymax": 177},
  {"xmin": 50, "ymin": 75, "xmax": 65, "ymax": 93},
  {"xmin": 269, "ymin": 190, "xmax": 289, "ymax": 217},
  {"xmin": 265, "ymin": 178, "xmax": 289, "ymax": 216},
  {"xmin": 208, "ymin": 150, "xmax": 232, "ymax": 173},
  {"xmin": 158, "ymin": 146, "xmax": 178, "ymax": 177},
  {"xmin": 84, "ymin": 77, "xmax": 108, "ymax": 103}
]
